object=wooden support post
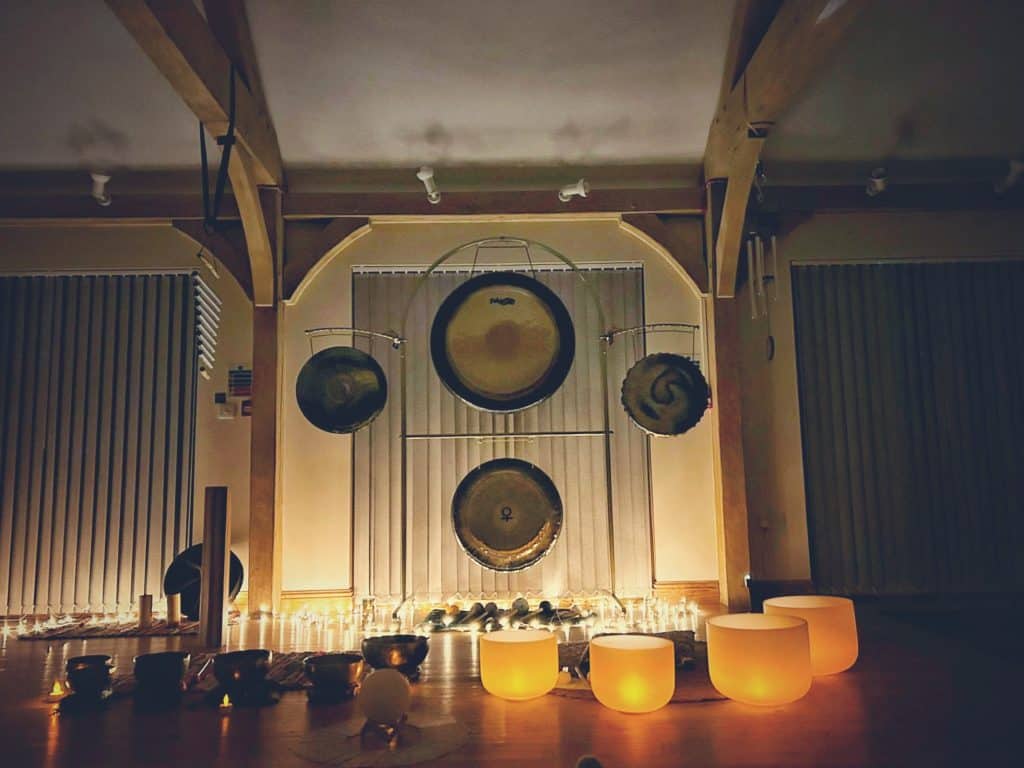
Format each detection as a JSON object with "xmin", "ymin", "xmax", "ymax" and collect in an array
[
  {"xmin": 705, "ymin": 180, "xmax": 752, "ymax": 610},
  {"xmin": 246, "ymin": 187, "xmax": 282, "ymax": 617},
  {"xmin": 199, "ymin": 487, "xmax": 231, "ymax": 647}
]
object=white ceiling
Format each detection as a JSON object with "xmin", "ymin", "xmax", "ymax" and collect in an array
[
  {"xmin": 0, "ymin": 0, "xmax": 198, "ymax": 169},
  {"xmin": 766, "ymin": 0, "xmax": 1024, "ymax": 181},
  {"xmin": 245, "ymin": 0, "xmax": 734, "ymax": 167},
  {"xmin": 0, "ymin": 0, "xmax": 1021, "ymax": 182}
]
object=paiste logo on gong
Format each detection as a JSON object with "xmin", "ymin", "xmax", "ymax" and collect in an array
[{"xmin": 489, "ymin": 297, "xmax": 516, "ymax": 306}]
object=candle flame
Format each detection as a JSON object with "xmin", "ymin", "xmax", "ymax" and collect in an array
[
  {"xmin": 50, "ymin": 680, "xmax": 65, "ymax": 697},
  {"xmin": 220, "ymin": 693, "xmax": 231, "ymax": 709}
]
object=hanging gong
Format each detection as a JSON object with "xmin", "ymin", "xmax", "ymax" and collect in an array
[
  {"xmin": 431, "ymin": 272, "xmax": 575, "ymax": 412},
  {"xmin": 296, "ymin": 346, "xmax": 388, "ymax": 434},
  {"xmin": 451, "ymin": 458, "xmax": 563, "ymax": 572},
  {"xmin": 621, "ymin": 352, "xmax": 710, "ymax": 436}
]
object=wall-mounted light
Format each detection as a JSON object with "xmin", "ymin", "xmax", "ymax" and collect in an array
[
  {"xmin": 558, "ymin": 178, "xmax": 590, "ymax": 202},
  {"xmin": 90, "ymin": 172, "xmax": 112, "ymax": 207},
  {"xmin": 416, "ymin": 166, "xmax": 441, "ymax": 204}
]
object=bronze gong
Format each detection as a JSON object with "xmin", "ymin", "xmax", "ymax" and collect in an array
[
  {"xmin": 621, "ymin": 352, "xmax": 710, "ymax": 436},
  {"xmin": 452, "ymin": 458, "xmax": 563, "ymax": 572},
  {"xmin": 296, "ymin": 346, "xmax": 388, "ymax": 434},
  {"xmin": 431, "ymin": 272, "xmax": 575, "ymax": 412}
]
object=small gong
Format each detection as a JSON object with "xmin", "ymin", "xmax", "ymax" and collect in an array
[
  {"xmin": 621, "ymin": 352, "xmax": 710, "ymax": 436},
  {"xmin": 296, "ymin": 346, "xmax": 388, "ymax": 434},
  {"xmin": 451, "ymin": 458, "xmax": 563, "ymax": 572}
]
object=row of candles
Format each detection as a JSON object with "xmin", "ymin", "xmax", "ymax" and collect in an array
[{"xmin": 3, "ymin": 594, "xmax": 704, "ymax": 637}]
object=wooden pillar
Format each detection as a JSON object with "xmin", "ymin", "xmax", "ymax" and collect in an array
[
  {"xmin": 200, "ymin": 487, "xmax": 231, "ymax": 647},
  {"xmin": 247, "ymin": 188, "xmax": 283, "ymax": 616},
  {"xmin": 705, "ymin": 179, "xmax": 752, "ymax": 610}
]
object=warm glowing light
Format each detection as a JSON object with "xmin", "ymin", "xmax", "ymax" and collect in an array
[
  {"xmin": 359, "ymin": 669, "xmax": 411, "ymax": 726},
  {"xmin": 707, "ymin": 613, "xmax": 812, "ymax": 706},
  {"xmin": 49, "ymin": 680, "xmax": 66, "ymax": 698},
  {"xmin": 589, "ymin": 635, "xmax": 675, "ymax": 713},
  {"xmin": 220, "ymin": 693, "xmax": 232, "ymax": 709},
  {"xmin": 479, "ymin": 630, "xmax": 558, "ymax": 701},
  {"xmin": 763, "ymin": 596, "xmax": 859, "ymax": 675}
]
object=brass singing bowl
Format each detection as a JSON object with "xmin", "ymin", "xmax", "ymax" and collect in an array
[
  {"xmin": 303, "ymin": 652, "xmax": 365, "ymax": 690},
  {"xmin": 213, "ymin": 649, "xmax": 272, "ymax": 695},
  {"xmin": 431, "ymin": 271, "xmax": 575, "ymax": 412},
  {"xmin": 361, "ymin": 635, "xmax": 429, "ymax": 676},
  {"xmin": 621, "ymin": 352, "xmax": 710, "ymax": 436},
  {"xmin": 452, "ymin": 458, "xmax": 563, "ymax": 572}
]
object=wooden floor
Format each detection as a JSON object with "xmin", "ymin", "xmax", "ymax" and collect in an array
[{"xmin": 1, "ymin": 599, "xmax": 1019, "ymax": 767}]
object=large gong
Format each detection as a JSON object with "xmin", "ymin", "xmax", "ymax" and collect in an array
[
  {"xmin": 451, "ymin": 458, "xmax": 563, "ymax": 572},
  {"xmin": 431, "ymin": 272, "xmax": 575, "ymax": 412},
  {"xmin": 621, "ymin": 352, "xmax": 710, "ymax": 436},
  {"xmin": 296, "ymin": 346, "xmax": 388, "ymax": 434}
]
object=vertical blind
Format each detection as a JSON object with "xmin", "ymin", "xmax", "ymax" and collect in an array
[
  {"xmin": 0, "ymin": 274, "xmax": 201, "ymax": 616},
  {"xmin": 351, "ymin": 265, "xmax": 653, "ymax": 601},
  {"xmin": 792, "ymin": 261, "xmax": 1024, "ymax": 594}
]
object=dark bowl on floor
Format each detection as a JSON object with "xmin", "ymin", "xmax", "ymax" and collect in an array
[
  {"xmin": 361, "ymin": 635, "xmax": 429, "ymax": 678},
  {"xmin": 213, "ymin": 649, "xmax": 272, "ymax": 697},
  {"xmin": 134, "ymin": 651, "xmax": 191, "ymax": 696},
  {"xmin": 67, "ymin": 655, "xmax": 114, "ymax": 698},
  {"xmin": 304, "ymin": 652, "xmax": 365, "ymax": 687}
]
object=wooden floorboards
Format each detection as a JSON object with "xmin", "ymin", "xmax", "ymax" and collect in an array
[{"xmin": 0, "ymin": 599, "xmax": 1019, "ymax": 767}]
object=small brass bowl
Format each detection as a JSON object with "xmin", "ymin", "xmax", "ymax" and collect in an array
[
  {"xmin": 304, "ymin": 652, "xmax": 365, "ymax": 701},
  {"xmin": 361, "ymin": 635, "xmax": 429, "ymax": 679},
  {"xmin": 134, "ymin": 651, "xmax": 191, "ymax": 698},
  {"xmin": 66, "ymin": 655, "xmax": 114, "ymax": 698},
  {"xmin": 213, "ymin": 649, "xmax": 272, "ymax": 698}
]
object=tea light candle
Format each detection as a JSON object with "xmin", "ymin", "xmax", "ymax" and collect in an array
[
  {"xmin": 479, "ymin": 630, "xmax": 558, "ymax": 701},
  {"xmin": 706, "ymin": 613, "xmax": 812, "ymax": 706},
  {"xmin": 589, "ymin": 635, "xmax": 675, "ymax": 713},
  {"xmin": 763, "ymin": 595, "xmax": 858, "ymax": 675}
]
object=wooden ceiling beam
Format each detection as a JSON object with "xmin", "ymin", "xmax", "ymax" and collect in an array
[
  {"xmin": 705, "ymin": 0, "xmax": 869, "ymax": 296},
  {"xmin": 105, "ymin": 0, "xmax": 282, "ymax": 186},
  {"xmin": 106, "ymin": 0, "xmax": 283, "ymax": 305},
  {"xmin": 282, "ymin": 188, "xmax": 704, "ymax": 218}
]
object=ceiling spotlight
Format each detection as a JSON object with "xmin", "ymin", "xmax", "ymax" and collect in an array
[
  {"xmin": 865, "ymin": 167, "xmax": 888, "ymax": 198},
  {"xmin": 416, "ymin": 166, "xmax": 441, "ymax": 204},
  {"xmin": 558, "ymin": 178, "xmax": 590, "ymax": 203},
  {"xmin": 90, "ymin": 171, "xmax": 112, "ymax": 207}
]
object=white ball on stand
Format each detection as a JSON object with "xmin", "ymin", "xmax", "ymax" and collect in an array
[{"xmin": 358, "ymin": 669, "xmax": 411, "ymax": 726}]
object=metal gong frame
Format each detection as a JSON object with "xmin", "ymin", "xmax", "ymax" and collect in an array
[{"xmin": 307, "ymin": 235, "xmax": 681, "ymax": 619}]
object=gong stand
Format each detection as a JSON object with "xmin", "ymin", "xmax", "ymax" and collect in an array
[
  {"xmin": 306, "ymin": 236, "xmax": 679, "ymax": 622},
  {"xmin": 600, "ymin": 322, "xmax": 702, "ymax": 588},
  {"xmin": 303, "ymin": 326, "xmax": 406, "ymax": 603}
]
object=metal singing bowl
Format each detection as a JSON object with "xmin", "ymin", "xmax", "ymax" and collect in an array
[
  {"xmin": 213, "ymin": 649, "xmax": 272, "ymax": 695},
  {"xmin": 621, "ymin": 352, "xmax": 710, "ymax": 436},
  {"xmin": 134, "ymin": 651, "xmax": 191, "ymax": 694},
  {"xmin": 304, "ymin": 652, "xmax": 365, "ymax": 694},
  {"xmin": 430, "ymin": 271, "xmax": 575, "ymax": 412},
  {"xmin": 296, "ymin": 346, "xmax": 388, "ymax": 434},
  {"xmin": 361, "ymin": 635, "xmax": 429, "ymax": 675},
  {"xmin": 66, "ymin": 655, "xmax": 114, "ymax": 697},
  {"xmin": 451, "ymin": 458, "xmax": 563, "ymax": 572}
]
